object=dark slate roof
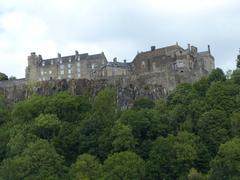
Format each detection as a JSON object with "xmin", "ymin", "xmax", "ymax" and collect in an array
[
  {"xmin": 40, "ymin": 53, "xmax": 106, "ymax": 66},
  {"xmin": 107, "ymin": 61, "xmax": 130, "ymax": 68},
  {"xmin": 133, "ymin": 44, "xmax": 184, "ymax": 62}
]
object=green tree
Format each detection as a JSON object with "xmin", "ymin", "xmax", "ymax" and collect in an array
[
  {"xmin": 0, "ymin": 139, "xmax": 67, "ymax": 180},
  {"xmin": 133, "ymin": 98, "xmax": 155, "ymax": 110},
  {"xmin": 209, "ymin": 138, "xmax": 240, "ymax": 180},
  {"xmin": 197, "ymin": 110, "xmax": 230, "ymax": 155},
  {"xmin": 0, "ymin": 72, "xmax": 8, "ymax": 81},
  {"xmin": 146, "ymin": 132, "xmax": 199, "ymax": 179},
  {"xmin": 102, "ymin": 151, "xmax": 145, "ymax": 180},
  {"xmin": 231, "ymin": 69, "xmax": 240, "ymax": 84},
  {"xmin": 93, "ymin": 87, "xmax": 117, "ymax": 119},
  {"xmin": 0, "ymin": 95, "xmax": 7, "ymax": 125},
  {"xmin": 34, "ymin": 114, "xmax": 61, "ymax": 140},
  {"xmin": 206, "ymin": 81, "xmax": 240, "ymax": 114},
  {"xmin": 69, "ymin": 153, "xmax": 102, "ymax": 180},
  {"xmin": 188, "ymin": 168, "xmax": 206, "ymax": 180},
  {"xmin": 110, "ymin": 121, "xmax": 136, "ymax": 153},
  {"xmin": 236, "ymin": 54, "xmax": 240, "ymax": 69},
  {"xmin": 230, "ymin": 112, "xmax": 240, "ymax": 137},
  {"xmin": 207, "ymin": 68, "xmax": 226, "ymax": 83}
]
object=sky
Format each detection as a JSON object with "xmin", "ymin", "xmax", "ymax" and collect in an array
[{"xmin": 0, "ymin": 0, "xmax": 239, "ymax": 78}]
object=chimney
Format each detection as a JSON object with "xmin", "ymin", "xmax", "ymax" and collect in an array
[
  {"xmin": 113, "ymin": 57, "xmax": 117, "ymax": 62},
  {"xmin": 75, "ymin": 50, "xmax": 79, "ymax": 55},
  {"xmin": 31, "ymin": 52, "xmax": 36, "ymax": 56},
  {"xmin": 124, "ymin": 59, "xmax": 126, "ymax": 63},
  {"xmin": 38, "ymin": 55, "xmax": 43, "ymax": 61},
  {"xmin": 188, "ymin": 44, "xmax": 191, "ymax": 51},
  {"xmin": 208, "ymin": 45, "xmax": 211, "ymax": 54},
  {"xmin": 151, "ymin": 46, "xmax": 156, "ymax": 51},
  {"xmin": 57, "ymin": 53, "xmax": 61, "ymax": 58}
]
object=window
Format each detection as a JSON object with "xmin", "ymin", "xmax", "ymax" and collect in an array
[
  {"xmin": 42, "ymin": 77, "xmax": 46, "ymax": 81},
  {"xmin": 60, "ymin": 65, "xmax": 64, "ymax": 69},
  {"xmin": 49, "ymin": 70, "xmax": 52, "ymax": 74},
  {"xmin": 91, "ymin": 64, "xmax": 95, "ymax": 69},
  {"xmin": 51, "ymin": 60, "xmax": 54, "ymax": 65},
  {"xmin": 77, "ymin": 56, "xmax": 80, "ymax": 61},
  {"xmin": 69, "ymin": 57, "xmax": 71, "ymax": 62},
  {"xmin": 60, "ymin": 59, "xmax": 63, "ymax": 64},
  {"xmin": 77, "ymin": 62, "xmax": 80, "ymax": 67},
  {"xmin": 77, "ymin": 73, "xmax": 81, "ymax": 78},
  {"xmin": 68, "ymin": 75, "xmax": 71, "ymax": 79},
  {"xmin": 58, "ymin": 76, "xmax": 61, "ymax": 79},
  {"xmin": 68, "ymin": 69, "xmax": 71, "ymax": 74},
  {"xmin": 77, "ymin": 68, "xmax": 80, "ymax": 73},
  {"xmin": 42, "ymin": 62, "xmax": 45, "ymax": 66},
  {"xmin": 68, "ymin": 64, "xmax": 71, "ymax": 68},
  {"xmin": 60, "ymin": 70, "xmax": 64, "ymax": 75},
  {"xmin": 41, "ymin": 70, "xmax": 44, "ymax": 75}
]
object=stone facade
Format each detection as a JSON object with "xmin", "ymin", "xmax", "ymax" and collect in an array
[{"xmin": 25, "ymin": 43, "xmax": 214, "ymax": 91}]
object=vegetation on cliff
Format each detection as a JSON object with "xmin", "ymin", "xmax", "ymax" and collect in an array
[{"xmin": 0, "ymin": 67, "xmax": 240, "ymax": 179}]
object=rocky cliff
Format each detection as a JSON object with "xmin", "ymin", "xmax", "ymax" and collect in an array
[{"xmin": 0, "ymin": 77, "xmax": 166, "ymax": 108}]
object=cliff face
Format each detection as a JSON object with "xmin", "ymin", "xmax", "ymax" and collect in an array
[{"xmin": 0, "ymin": 77, "xmax": 166, "ymax": 108}]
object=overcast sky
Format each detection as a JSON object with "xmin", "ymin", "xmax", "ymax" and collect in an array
[{"xmin": 0, "ymin": 0, "xmax": 239, "ymax": 78}]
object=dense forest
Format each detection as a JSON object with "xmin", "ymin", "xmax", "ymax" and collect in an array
[{"xmin": 0, "ymin": 66, "xmax": 240, "ymax": 179}]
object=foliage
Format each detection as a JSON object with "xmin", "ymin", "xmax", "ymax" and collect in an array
[
  {"xmin": 102, "ymin": 151, "xmax": 145, "ymax": 180},
  {"xmin": 0, "ymin": 139, "xmax": 67, "ymax": 179},
  {"xmin": 69, "ymin": 153, "xmax": 102, "ymax": 180},
  {"xmin": 133, "ymin": 98, "xmax": 155, "ymax": 109},
  {"xmin": 0, "ymin": 73, "xmax": 8, "ymax": 81},
  {"xmin": 0, "ymin": 70, "xmax": 239, "ymax": 178},
  {"xmin": 209, "ymin": 138, "xmax": 240, "ymax": 180}
]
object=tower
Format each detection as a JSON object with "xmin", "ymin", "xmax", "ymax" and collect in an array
[{"xmin": 25, "ymin": 52, "xmax": 41, "ymax": 81}]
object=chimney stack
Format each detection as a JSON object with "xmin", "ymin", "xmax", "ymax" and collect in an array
[
  {"xmin": 113, "ymin": 57, "xmax": 117, "ymax": 62},
  {"xmin": 151, "ymin": 46, "xmax": 156, "ymax": 51},
  {"xmin": 208, "ymin": 45, "xmax": 211, "ymax": 54},
  {"xmin": 188, "ymin": 44, "xmax": 191, "ymax": 51},
  {"xmin": 75, "ymin": 50, "xmax": 79, "ymax": 55},
  {"xmin": 124, "ymin": 59, "xmax": 126, "ymax": 63},
  {"xmin": 57, "ymin": 53, "xmax": 61, "ymax": 58}
]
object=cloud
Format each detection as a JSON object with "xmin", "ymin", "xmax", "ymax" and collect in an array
[{"xmin": 0, "ymin": 0, "xmax": 239, "ymax": 78}]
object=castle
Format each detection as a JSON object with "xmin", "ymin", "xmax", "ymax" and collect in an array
[{"xmin": 25, "ymin": 43, "xmax": 215, "ymax": 91}]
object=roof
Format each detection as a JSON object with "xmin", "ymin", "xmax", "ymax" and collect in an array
[
  {"xmin": 40, "ymin": 52, "xmax": 106, "ymax": 66},
  {"xmin": 133, "ymin": 44, "xmax": 184, "ymax": 62}
]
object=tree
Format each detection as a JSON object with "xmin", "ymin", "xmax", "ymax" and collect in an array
[
  {"xmin": 188, "ymin": 168, "xmax": 206, "ymax": 180},
  {"xmin": 236, "ymin": 54, "xmax": 240, "ymax": 69},
  {"xmin": 231, "ymin": 69, "xmax": 240, "ymax": 84},
  {"xmin": 34, "ymin": 114, "xmax": 61, "ymax": 140},
  {"xmin": 207, "ymin": 68, "xmax": 226, "ymax": 83},
  {"xmin": 197, "ymin": 110, "xmax": 230, "ymax": 155},
  {"xmin": 110, "ymin": 121, "xmax": 136, "ymax": 153},
  {"xmin": 0, "ymin": 140, "xmax": 67, "ymax": 180},
  {"xmin": 206, "ymin": 81, "xmax": 240, "ymax": 114},
  {"xmin": 209, "ymin": 138, "xmax": 240, "ymax": 180},
  {"xmin": 146, "ymin": 132, "xmax": 199, "ymax": 180},
  {"xmin": 0, "ymin": 95, "xmax": 7, "ymax": 125},
  {"xmin": 69, "ymin": 154, "xmax": 102, "ymax": 180},
  {"xmin": 102, "ymin": 151, "xmax": 145, "ymax": 180},
  {"xmin": 0, "ymin": 72, "xmax": 8, "ymax": 81},
  {"xmin": 8, "ymin": 76, "xmax": 16, "ymax": 80},
  {"xmin": 230, "ymin": 112, "xmax": 240, "ymax": 137},
  {"xmin": 133, "ymin": 98, "xmax": 155, "ymax": 110}
]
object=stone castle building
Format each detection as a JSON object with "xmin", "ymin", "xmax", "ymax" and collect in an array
[{"xmin": 25, "ymin": 43, "xmax": 215, "ymax": 91}]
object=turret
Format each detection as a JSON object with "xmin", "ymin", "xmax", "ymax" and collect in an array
[{"xmin": 26, "ymin": 52, "xmax": 41, "ymax": 81}]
